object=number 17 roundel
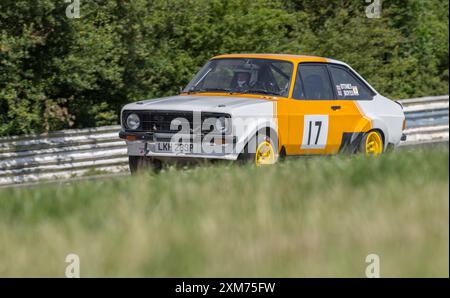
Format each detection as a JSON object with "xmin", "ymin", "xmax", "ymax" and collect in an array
[{"xmin": 301, "ymin": 115, "xmax": 329, "ymax": 149}]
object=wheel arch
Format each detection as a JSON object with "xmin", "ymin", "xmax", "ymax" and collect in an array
[
  {"xmin": 237, "ymin": 125, "xmax": 280, "ymax": 157},
  {"xmin": 234, "ymin": 119, "xmax": 279, "ymax": 156},
  {"xmin": 369, "ymin": 119, "xmax": 389, "ymax": 150},
  {"xmin": 370, "ymin": 128, "xmax": 386, "ymax": 147}
]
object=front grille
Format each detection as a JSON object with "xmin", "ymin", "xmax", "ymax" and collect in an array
[
  {"xmin": 122, "ymin": 110, "xmax": 231, "ymax": 134},
  {"xmin": 143, "ymin": 111, "xmax": 194, "ymax": 133},
  {"xmin": 123, "ymin": 110, "xmax": 193, "ymax": 133}
]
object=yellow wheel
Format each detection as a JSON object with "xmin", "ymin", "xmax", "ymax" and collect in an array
[
  {"xmin": 255, "ymin": 140, "xmax": 276, "ymax": 166},
  {"xmin": 362, "ymin": 131, "xmax": 383, "ymax": 156},
  {"xmin": 238, "ymin": 131, "xmax": 278, "ymax": 165}
]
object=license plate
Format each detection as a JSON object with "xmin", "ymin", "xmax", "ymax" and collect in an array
[{"xmin": 155, "ymin": 142, "xmax": 194, "ymax": 153}]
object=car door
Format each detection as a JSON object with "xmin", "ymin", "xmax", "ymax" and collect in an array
[
  {"xmin": 279, "ymin": 63, "xmax": 366, "ymax": 155},
  {"xmin": 327, "ymin": 64, "xmax": 375, "ymax": 150}
]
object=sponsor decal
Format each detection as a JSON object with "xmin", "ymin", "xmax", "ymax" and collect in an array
[{"xmin": 337, "ymin": 84, "xmax": 359, "ymax": 97}]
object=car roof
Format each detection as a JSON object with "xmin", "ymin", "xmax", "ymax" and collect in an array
[{"xmin": 212, "ymin": 53, "xmax": 345, "ymax": 65}]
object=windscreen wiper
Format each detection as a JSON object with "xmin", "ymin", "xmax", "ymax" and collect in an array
[
  {"xmin": 188, "ymin": 87, "xmax": 233, "ymax": 94},
  {"xmin": 240, "ymin": 89, "xmax": 282, "ymax": 96}
]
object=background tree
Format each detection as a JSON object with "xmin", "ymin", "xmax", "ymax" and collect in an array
[{"xmin": 0, "ymin": 0, "xmax": 448, "ymax": 136}]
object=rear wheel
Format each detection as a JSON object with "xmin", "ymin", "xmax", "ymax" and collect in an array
[
  {"xmin": 129, "ymin": 156, "xmax": 162, "ymax": 174},
  {"xmin": 359, "ymin": 131, "xmax": 384, "ymax": 156}
]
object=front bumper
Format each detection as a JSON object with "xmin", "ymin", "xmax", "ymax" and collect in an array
[
  {"xmin": 119, "ymin": 130, "xmax": 154, "ymax": 141},
  {"xmin": 119, "ymin": 130, "xmax": 239, "ymax": 160},
  {"xmin": 119, "ymin": 130, "xmax": 237, "ymax": 143}
]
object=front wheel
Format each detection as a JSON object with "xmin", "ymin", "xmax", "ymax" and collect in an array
[
  {"xmin": 128, "ymin": 156, "xmax": 162, "ymax": 174},
  {"xmin": 238, "ymin": 131, "xmax": 278, "ymax": 166},
  {"xmin": 359, "ymin": 131, "xmax": 384, "ymax": 156}
]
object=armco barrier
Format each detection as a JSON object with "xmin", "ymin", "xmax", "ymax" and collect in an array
[
  {"xmin": 399, "ymin": 95, "xmax": 449, "ymax": 145},
  {"xmin": 0, "ymin": 95, "xmax": 448, "ymax": 186},
  {"xmin": 0, "ymin": 126, "xmax": 127, "ymax": 186}
]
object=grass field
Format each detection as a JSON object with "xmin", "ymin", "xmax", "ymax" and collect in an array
[{"xmin": 0, "ymin": 147, "xmax": 448, "ymax": 277}]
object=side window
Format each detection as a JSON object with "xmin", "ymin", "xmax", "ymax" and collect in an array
[
  {"xmin": 329, "ymin": 66, "xmax": 374, "ymax": 100},
  {"xmin": 293, "ymin": 64, "xmax": 334, "ymax": 100}
]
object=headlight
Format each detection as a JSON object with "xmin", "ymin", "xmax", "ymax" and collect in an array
[
  {"xmin": 126, "ymin": 113, "xmax": 140, "ymax": 130},
  {"xmin": 215, "ymin": 117, "xmax": 227, "ymax": 133}
]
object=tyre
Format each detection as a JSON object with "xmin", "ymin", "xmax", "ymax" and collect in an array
[
  {"xmin": 128, "ymin": 156, "xmax": 162, "ymax": 174},
  {"xmin": 238, "ymin": 130, "xmax": 278, "ymax": 166},
  {"xmin": 359, "ymin": 130, "xmax": 384, "ymax": 156}
]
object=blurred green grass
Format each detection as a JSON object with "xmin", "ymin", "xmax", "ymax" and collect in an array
[{"xmin": 0, "ymin": 147, "xmax": 448, "ymax": 277}]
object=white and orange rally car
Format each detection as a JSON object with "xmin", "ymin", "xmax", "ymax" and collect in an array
[{"xmin": 120, "ymin": 54, "xmax": 406, "ymax": 172}]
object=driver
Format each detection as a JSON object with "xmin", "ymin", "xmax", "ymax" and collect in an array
[{"xmin": 235, "ymin": 72, "xmax": 251, "ymax": 89}]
